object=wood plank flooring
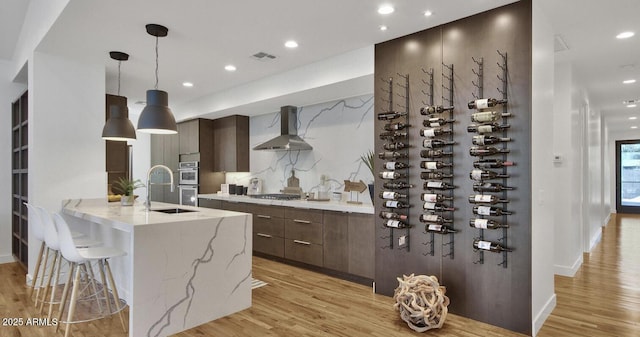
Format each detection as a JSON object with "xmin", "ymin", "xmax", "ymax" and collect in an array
[{"xmin": 1, "ymin": 213, "xmax": 638, "ymax": 337}]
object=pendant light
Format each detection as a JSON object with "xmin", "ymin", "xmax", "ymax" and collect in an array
[
  {"xmin": 137, "ymin": 24, "xmax": 177, "ymax": 134},
  {"xmin": 102, "ymin": 51, "xmax": 137, "ymax": 141}
]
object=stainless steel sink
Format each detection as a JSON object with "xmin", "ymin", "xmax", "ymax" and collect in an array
[{"xmin": 152, "ymin": 208, "xmax": 198, "ymax": 214}]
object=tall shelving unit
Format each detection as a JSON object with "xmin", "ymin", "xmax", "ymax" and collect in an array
[{"xmin": 11, "ymin": 91, "xmax": 29, "ymax": 269}]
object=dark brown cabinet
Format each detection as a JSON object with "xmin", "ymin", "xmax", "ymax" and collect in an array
[
  {"xmin": 212, "ymin": 115, "xmax": 249, "ymax": 172},
  {"xmin": 105, "ymin": 94, "xmax": 129, "ymax": 194},
  {"xmin": 323, "ymin": 212, "xmax": 349, "ymax": 273},
  {"xmin": 150, "ymin": 133, "xmax": 179, "ymax": 203},
  {"xmin": 250, "ymin": 204, "xmax": 285, "ymax": 257},
  {"xmin": 347, "ymin": 213, "xmax": 375, "ymax": 279},
  {"xmin": 284, "ymin": 208, "xmax": 323, "ymax": 267}
]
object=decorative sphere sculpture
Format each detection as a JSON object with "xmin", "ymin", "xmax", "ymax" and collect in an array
[{"xmin": 393, "ymin": 274, "xmax": 450, "ymax": 332}]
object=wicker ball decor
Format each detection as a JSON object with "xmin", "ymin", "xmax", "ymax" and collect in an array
[{"xmin": 393, "ymin": 274, "xmax": 450, "ymax": 332}]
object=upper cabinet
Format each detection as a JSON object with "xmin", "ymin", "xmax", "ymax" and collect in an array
[
  {"xmin": 212, "ymin": 115, "xmax": 249, "ymax": 172},
  {"xmin": 178, "ymin": 119, "xmax": 201, "ymax": 155}
]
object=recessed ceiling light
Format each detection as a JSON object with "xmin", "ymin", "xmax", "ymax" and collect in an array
[
  {"xmin": 182, "ymin": 82, "xmax": 193, "ymax": 87},
  {"xmin": 623, "ymin": 79, "xmax": 636, "ymax": 84},
  {"xmin": 224, "ymin": 65, "xmax": 237, "ymax": 72},
  {"xmin": 627, "ymin": 104, "xmax": 637, "ymax": 108},
  {"xmin": 424, "ymin": 10, "xmax": 433, "ymax": 17},
  {"xmin": 617, "ymin": 31, "xmax": 635, "ymax": 39},
  {"xmin": 378, "ymin": 5, "xmax": 394, "ymax": 15},
  {"xmin": 629, "ymin": 117, "xmax": 637, "ymax": 120},
  {"xmin": 284, "ymin": 40, "xmax": 298, "ymax": 48},
  {"xmin": 379, "ymin": 25, "xmax": 388, "ymax": 31},
  {"xmin": 632, "ymin": 126, "xmax": 638, "ymax": 129}
]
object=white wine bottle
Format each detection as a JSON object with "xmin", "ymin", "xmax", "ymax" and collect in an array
[
  {"xmin": 423, "ymin": 139, "xmax": 456, "ymax": 149},
  {"xmin": 425, "ymin": 224, "xmax": 457, "ymax": 234},
  {"xmin": 423, "ymin": 181, "xmax": 455, "ymax": 190},
  {"xmin": 420, "ymin": 149, "xmax": 453, "ymax": 158},
  {"xmin": 470, "ymin": 111, "xmax": 512, "ymax": 123},
  {"xmin": 384, "ymin": 161, "xmax": 410, "ymax": 170},
  {"xmin": 384, "ymin": 122, "xmax": 410, "ymax": 131},
  {"xmin": 420, "ymin": 105, "xmax": 454, "ymax": 115},
  {"xmin": 383, "ymin": 182, "xmax": 414, "ymax": 189},
  {"xmin": 380, "ymin": 171, "xmax": 408, "ymax": 180},
  {"xmin": 384, "ymin": 200, "xmax": 411, "ymax": 209},
  {"xmin": 470, "ymin": 169, "xmax": 509, "ymax": 181},
  {"xmin": 472, "ymin": 135, "xmax": 511, "ymax": 146},
  {"xmin": 421, "ymin": 193, "xmax": 453, "ymax": 202},
  {"xmin": 469, "ymin": 218, "xmax": 509, "ymax": 229},
  {"xmin": 467, "ymin": 123, "xmax": 511, "ymax": 134},
  {"xmin": 468, "ymin": 98, "xmax": 507, "ymax": 110},
  {"xmin": 423, "ymin": 117, "xmax": 455, "ymax": 127},
  {"xmin": 380, "ymin": 191, "xmax": 408, "ymax": 200},
  {"xmin": 378, "ymin": 111, "xmax": 408, "ymax": 120},
  {"xmin": 419, "ymin": 214, "xmax": 453, "ymax": 224},
  {"xmin": 423, "ymin": 202, "xmax": 455, "ymax": 211},
  {"xmin": 378, "ymin": 151, "xmax": 408, "ymax": 159},
  {"xmin": 379, "ymin": 131, "xmax": 408, "ymax": 140},
  {"xmin": 420, "ymin": 128, "xmax": 452, "ymax": 137},
  {"xmin": 468, "ymin": 194, "xmax": 509, "ymax": 204},
  {"xmin": 421, "ymin": 172, "xmax": 453, "ymax": 180},
  {"xmin": 380, "ymin": 211, "xmax": 408, "ymax": 220},
  {"xmin": 473, "ymin": 239, "xmax": 512, "ymax": 252},
  {"xmin": 383, "ymin": 142, "xmax": 410, "ymax": 151},
  {"xmin": 472, "ymin": 205, "xmax": 513, "ymax": 216},
  {"xmin": 420, "ymin": 161, "xmax": 453, "ymax": 170},
  {"xmin": 384, "ymin": 219, "xmax": 410, "ymax": 229}
]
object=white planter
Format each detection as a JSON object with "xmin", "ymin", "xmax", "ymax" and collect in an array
[{"xmin": 121, "ymin": 195, "xmax": 135, "ymax": 206}]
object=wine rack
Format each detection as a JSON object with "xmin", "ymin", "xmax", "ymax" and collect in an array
[
  {"xmin": 378, "ymin": 74, "xmax": 411, "ymax": 251},
  {"xmin": 419, "ymin": 64, "xmax": 456, "ymax": 259},
  {"xmin": 468, "ymin": 50, "xmax": 513, "ymax": 268}
]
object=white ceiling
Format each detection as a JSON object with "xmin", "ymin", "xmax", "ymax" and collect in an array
[{"xmin": 3, "ymin": 0, "xmax": 640, "ymax": 133}]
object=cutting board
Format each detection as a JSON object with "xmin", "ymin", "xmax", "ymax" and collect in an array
[{"xmin": 287, "ymin": 170, "xmax": 299, "ymax": 187}]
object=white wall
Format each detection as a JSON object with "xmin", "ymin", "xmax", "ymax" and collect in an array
[
  {"xmin": 552, "ymin": 62, "xmax": 583, "ymax": 276},
  {"xmin": 584, "ymin": 102, "xmax": 604, "ymax": 251},
  {"xmin": 602, "ymin": 123, "xmax": 611, "ymax": 214},
  {"xmin": 531, "ymin": 2, "xmax": 557, "ymax": 335},
  {"xmin": 0, "ymin": 60, "xmax": 28, "ymax": 264},
  {"xmin": 28, "ymin": 51, "xmax": 105, "ymax": 274}
]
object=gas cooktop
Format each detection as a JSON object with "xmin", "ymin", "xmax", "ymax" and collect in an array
[{"xmin": 249, "ymin": 193, "xmax": 301, "ymax": 200}]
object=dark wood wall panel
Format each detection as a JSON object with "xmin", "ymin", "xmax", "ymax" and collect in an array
[{"xmin": 374, "ymin": 1, "xmax": 532, "ymax": 334}]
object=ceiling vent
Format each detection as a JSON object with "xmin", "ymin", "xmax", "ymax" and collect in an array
[
  {"xmin": 251, "ymin": 51, "xmax": 276, "ymax": 61},
  {"xmin": 554, "ymin": 34, "xmax": 569, "ymax": 53}
]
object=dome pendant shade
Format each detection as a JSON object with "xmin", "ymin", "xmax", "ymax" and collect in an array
[
  {"xmin": 137, "ymin": 90, "xmax": 177, "ymax": 134},
  {"xmin": 102, "ymin": 105, "xmax": 137, "ymax": 141}
]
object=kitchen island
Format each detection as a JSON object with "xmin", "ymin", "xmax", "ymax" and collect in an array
[
  {"xmin": 198, "ymin": 193, "xmax": 374, "ymax": 214},
  {"xmin": 61, "ymin": 198, "xmax": 252, "ymax": 337}
]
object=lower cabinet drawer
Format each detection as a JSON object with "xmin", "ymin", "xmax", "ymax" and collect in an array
[
  {"xmin": 284, "ymin": 239, "xmax": 323, "ymax": 267},
  {"xmin": 254, "ymin": 216, "xmax": 285, "ymax": 237},
  {"xmin": 253, "ymin": 233, "xmax": 284, "ymax": 257}
]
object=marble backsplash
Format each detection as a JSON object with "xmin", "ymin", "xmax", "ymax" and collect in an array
[{"xmin": 226, "ymin": 94, "xmax": 374, "ymax": 203}]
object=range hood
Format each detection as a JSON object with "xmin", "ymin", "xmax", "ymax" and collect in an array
[{"xmin": 253, "ymin": 106, "xmax": 313, "ymax": 151}]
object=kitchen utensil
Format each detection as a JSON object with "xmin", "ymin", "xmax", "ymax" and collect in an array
[{"xmin": 287, "ymin": 170, "xmax": 300, "ymax": 187}]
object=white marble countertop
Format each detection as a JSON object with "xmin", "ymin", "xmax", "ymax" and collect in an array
[
  {"xmin": 61, "ymin": 198, "xmax": 247, "ymax": 231},
  {"xmin": 198, "ymin": 193, "xmax": 374, "ymax": 214}
]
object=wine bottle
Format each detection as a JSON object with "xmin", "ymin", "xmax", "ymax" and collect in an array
[
  {"xmin": 420, "ymin": 161, "xmax": 453, "ymax": 170},
  {"xmin": 468, "ymin": 98, "xmax": 507, "ymax": 110},
  {"xmin": 420, "ymin": 105, "xmax": 454, "ymax": 115},
  {"xmin": 470, "ymin": 169, "xmax": 509, "ymax": 181},
  {"xmin": 380, "ymin": 191, "xmax": 408, "ymax": 200},
  {"xmin": 384, "ymin": 219, "xmax": 409, "ymax": 229},
  {"xmin": 423, "ymin": 117, "xmax": 455, "ymax": 127},
  {"xmin": 425, "ymin": 224, "xmax": 457, "ymax": 234},
  {"xmin": 469, "ymin": 218, "xmax": 509, "ymax": 229},
  {"xmin": 380, "ymin": 171, "xmax": 408, "ymax": 180},
  {"xmin": 379, "ymin": 131, "xmax": 408, "ymax": 141},
  {"xmin": 420, "ymin": 149, "xmax": 453, "ymax": 158},
  {"xmin": 384, "ymin": 142, "xmax": 410, "ymax": 151},
  {"xmin": 473, "ymin": 239, "xmax": 512, "ymax": 252},
  {"xmin": 468, "ymin": 194, "xmax": 509, "ymax": 204},
  {"xmin": 469, "ymin": 146, "xmax": 510, "ymax": 157},
  {"xmin": 423, "ymin": 181, "xmax": 455, "ymax": 190},
  {"xmin": 421, "ymin": 172, "xmax": 453, "ymax": 180},
  {"xmin": 473, "ymin": 159, "xmax": 515, "ymax": 169},
  {"xmin": 378, "ymin": 151, "xmax": 408, "ymax": 159},
  {"xmin": 423, "ymin": 139, "xmax": 456, "ymax": 149},
  {"xmin": 384, "ymin": 122, "xmax": 410, "ymax": 131},
  {"xmin": 384, "ymin": 161, "xmax": 410, "ymax": 170},
  {"xmin": 378, "ymin": 111, "xmax": 408, "ymax": 120},
  {"xmin": 383, "ymin": 182, "xmax": 414, "ymax": 189},
  {"xmin": 420, "ymin": 128, "xmax": 452, "ymax": 137},
  {"xmin": 423, "ymin": 202, "xmax": 455, "ymax": 211},
  {"xmin": 473, "ymin": 182, "xmax": 515, "ymax": 193},
  {"xmin": 472, "ymin": 205, "xmax": 513, "ymax": 216},
  {"xmin": 467, "ymin": 123, "xmax": 511, "ymax": 134},
  {"xmin": 421, "ymin": 193, "xmax": 453, "ymax": 202},
  {"xmin": 419, "ymin": 214, "xmax": 453, "ymax": 224},
  {"xmin": 472, "ymin": 135, "xmax": 511, "ymax": 146},
  {"xmin": 380, "ymin": 211, "xmax": 408, "ymax": 221},
  {"xmin": 470, "ymin": 111, "xmax": 512, "ymax": 123},
  {"xmin": 384, "ymin": 200, "xmax": 411, "ymax": 209}
]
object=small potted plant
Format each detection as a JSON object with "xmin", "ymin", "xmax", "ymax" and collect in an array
[
  {"xmin": 360, "ymin": 150, "xmax": 375, "ymax": 202},
  {"xmin": 113, "ymin": 177, "xmax": 145, "ymax": 206}
]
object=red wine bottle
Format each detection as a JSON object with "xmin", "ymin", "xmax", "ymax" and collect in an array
[
  {"xmin": 473, "ymin": 159, "xmax": 515, "ymax": 169},
  {"xmin": 380, "ymin": 171, "xmax": 408, "ymax": 180},
  {"xmin": 469, "ymin": 218, "xmax": 509, "ymax": 229},
  {"xmin": 378, "ymin": 111, "xmax": 408, "ymax": 120},
  {"xmin": 421, "ymin": 172, "xmax": 453, "ymax": 180},
  {"xmin": 423, "ymin": 202, "xmax": 455, "ymax": 211},
  {"xmin": 473, "ymin": 182, "xmax": 515, "ymax": 193},
  {"xmin": 378, "ymin": 151, "xmax": 408, "ymax": 159},
  {"xmin": 472, "ymin": 205, "xmax": 513, "ymax": 216},
  {"xmin": 384, "ymin": 219, "xmax": 410, "ymax": 229},
  {"xmin": 419, "ymin": 214, "xmax": 453, "ymax": 224},
  {"xmin": 467, "ymin": 123, "xmax": 511, "ymax": 134},
  {"xmin": 420, "ymin": 161, "xmax": 453, "ymax": 170},
  {"xmin": 383, "ymin": 182, "xmax": 414, "ymax": 189},
  {"xmin": 472, "ymin": 135, "xmax": 511, "ymax": 146},
  {"xmin": 468, "ymin": 194, "xmax": 509, "ymax": 204},
  {"xmin": 420, "ymin": 128, "xmax": 452, "ymax": 137},
  {"xmin": 380, "ymin": 211, "xmax": 408, "ymax": 220},
  {"xmin": 384, "ymin": 161, "xmax": 410, "ymax": 170},
  {"xmin": 473, "ymin": 239, "xmax": 512, "ymax": 252},
  {"xmin": 384, "ymin": 142, "xmax": 410, "ymax": 151},
  {"xmin": 423, "ymin": 117, "xmax": 455, "ymax": 127},
  {"xmin": 421, "ymin": 193, "xmax": 453, "ymax": 202},
  {"xmin": 470, "ymin": 169, "xmax": 510, "ymax": 181},
  {"xmin": 423, "ymin": 181, "xmax": 455, "ymax": 190},
  {"xmin": 384, "ymin": 122, "xmax": 410, "ymax": 131},
  {"xmin": 420, "ymin": 149, "xmax": 453, "ymax": 158},
  {"xmin": 468, "ymin": 98, "xmax": 507, "ymax": 110},
  {"xmin": 425, "ymin": 224, "xmax": 457, "ymax": 234},
  {"xmin": 379, "ymin": 131, "xmax": 408, "ymax": 141},
  {"xmin": 469, "ymin": 146, "xmax": 510, "ymax": 157},
  {"xmin": 470, "ymin": 111, "xmax": 512, "ymax": 123},
  {"xmin": 380, "ymin": 191, "xmax": 408, "ymax": 200},
  {"xmin": 384, "ymin": 200, "xmax": 411, "ymax": 209},
  {"xmin": 420, "ymin": 105, "xmax": 454, "ymax": 115},
  {"xmin": 423, "ymin": 139, "xmax": 456, "ymax": 149}
]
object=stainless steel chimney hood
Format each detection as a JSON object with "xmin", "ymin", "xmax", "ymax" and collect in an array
[{"xmin": 253, "ymin": 106, "xmax": 313, "ymax": 151}]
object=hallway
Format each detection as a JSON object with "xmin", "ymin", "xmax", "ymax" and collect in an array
[{"xmin": 538, "ymin": 214, "xmax": 640, "ymax": 336}]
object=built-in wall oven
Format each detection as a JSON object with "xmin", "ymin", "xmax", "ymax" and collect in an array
[{"xmin": 178, "ymin": 161, "xmax": 199, "ymax": 206}]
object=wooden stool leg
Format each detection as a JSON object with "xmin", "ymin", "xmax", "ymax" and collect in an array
[
  {"xmin": 47, "ymin": 255, "xmax": 63, "ymax": 319},
  {"xmin": 39, "ymin": 251, "xmax": 58, "ymax": 313},
  {"xmin": 64, "ymin": 264, "xmax": 82, "ymax": 337},
  {"xmin": 56, "ymin": 263, "xmax": 75, "ymax": 333},
  {"xmin": 98, "ymin": 260, "xmax": 112, "ymax": 316},
  {"xmin": 34, "ymin": 247, "xmax": 50, "ymax": 307},
  {"xmin": 29, "ymin": 242, "xmax": 45, "ymax": 299},
  {"xmin": 84, "ymin": 262, "xmax": 103, "ymax": 315},
  {"xmin": 105, "ymin": 259, "xmax": 127, "ymax": 332}
]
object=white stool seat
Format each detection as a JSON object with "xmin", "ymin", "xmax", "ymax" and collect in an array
[
  {"xmin": 74, "ymin": 238, "xmax": 102, "ymax": 248},
  {"xmin": 76, "ymin": 247, "xmax": 126, "ymax": 260}
]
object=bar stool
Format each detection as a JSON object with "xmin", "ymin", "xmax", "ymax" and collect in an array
[{"xmin": 53, "ymin": 213, "xmax": 127, "ymax": 337}]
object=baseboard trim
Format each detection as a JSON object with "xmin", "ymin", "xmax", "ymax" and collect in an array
[
  {"xmin": 588, "ymin": 228, "xmax": 602, "ymax": 252},
  {"xmin": 603, "ymin": 213, "xmax": 611, "ymax": 227},
  {"xmin": 533, "ymin": 293, "xmax": 556, "ymax": 336},
  {"xmin": 554, "ymin": 253, "xmax": 583, "ymax": 277},
  {"xmin": 0, "ymin": 254, "xmax": 16, "ymax": 265}
]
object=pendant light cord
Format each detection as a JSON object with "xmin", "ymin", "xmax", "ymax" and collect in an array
[
  {"xmin": 117, "ymin": 60, "xmax": 121, "ymax": 96},
  {"xmin": 154, "ymin": 36, "xmax": 159, "ymax": 90}
]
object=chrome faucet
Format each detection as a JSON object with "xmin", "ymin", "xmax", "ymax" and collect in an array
[{"xmin": 146, "ymin": 164, "xmax": 175, "ymax": 211}]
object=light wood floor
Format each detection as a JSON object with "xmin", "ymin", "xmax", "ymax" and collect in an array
[{"xmin": 1, "ymin": 214, "xmax": 638, "ymax": 337}]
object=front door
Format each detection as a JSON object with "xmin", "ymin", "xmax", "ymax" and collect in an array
[{"xmin": 616, "ymin": 140, "xmax": 640, "ymax": 213}]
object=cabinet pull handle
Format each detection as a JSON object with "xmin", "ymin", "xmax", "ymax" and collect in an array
[
  {"xmin": 257, "ymin": 233, "xmax": 272, "ymax": 238},
  {"xmin": 293, "ymin": 240, "xmax": 311, "ymax": 245},
  {"xmin": 257, "ymin": 215, "xmax": 271, "ymax": 219},
  {"xmin": 293, "ymin": 219, "xmax": 311, "ymax": 224}
]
